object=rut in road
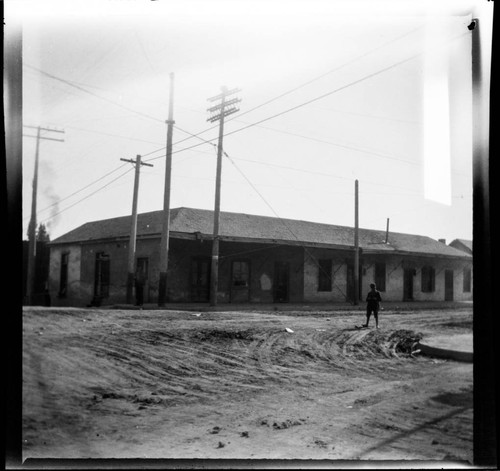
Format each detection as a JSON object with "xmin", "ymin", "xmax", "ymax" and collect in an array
[{"xmin": 64, "ymin": 324, "xmax": 425, "ymax": 404}]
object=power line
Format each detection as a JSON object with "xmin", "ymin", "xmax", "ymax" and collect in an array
[
  {"xmin": 222, "ymin": 32, "xmax": 470, "ymax": 140},
  {"xmin": 145, "ymin": 29, "xmax": 470, "ymax": 162},
  {"xmin": 24, "ymin": 63, "xmax": 166, "ymax": 125},
  {"xmin": 26, "ymin": 163, "xmax": 130, "ymax": 221},
  {"xmin": 223, "ymin": 149, "xmax": 350, "ymax": 301},
  {"xmin": 163, "ymin": 25, "xmax": 425, "ymax": 148},
  {"xmin": 226, "ymin": 156, "xmax": 424, "ymax": 194},
  {"xmin": 39, "ymin": 166, "xmax": 134, "ymax": 224},
  {"xmin": 238, "ymin": 120, "xmax": 420, "ymax": 166},
  {"xmin": 224, "ymin": 26, "xmax": 424, "ymax": 125},
  {"xmin": 65, "ymin": 125, "xmax": 165, "ymax": 146}
]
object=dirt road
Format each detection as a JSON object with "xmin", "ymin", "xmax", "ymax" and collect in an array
[{"xmin": 23, "ymin": 306, "xmax": 473, "ymax": 463}]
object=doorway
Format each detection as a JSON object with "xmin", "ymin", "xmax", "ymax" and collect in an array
[
  {"xmin": 403, "ymin": 268, "xmax": 414, "ymax": 301},
  {"xmin": 445, "ymin": 269, "xmax": 454, "ymax": 301},
  {"xmin": 191, "ymin": 257, "xmax": 211, "ymax": 302},
  {"xmin": 94, "ymin": 252, "xmax": 110, "ymax": 300},
  {"xmin": 273, "ymin": 261, "xmax": 289, "ymax": 303},
  {"xmin": 230, "ymin": 260, "xmax": 250, "ymax": 303}
]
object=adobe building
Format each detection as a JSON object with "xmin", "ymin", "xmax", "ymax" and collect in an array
[{"xmin": 47, "ymin": 207, "xmax": 473, "ymax": 307}]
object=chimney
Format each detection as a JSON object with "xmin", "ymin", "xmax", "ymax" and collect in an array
[
  {"xmin": 438, "ymin": 238, "xmax": 446, "ymax": 244},
  {"xmin": 384, "ymin": 218, "xmax": 390, "ymax": 244}
]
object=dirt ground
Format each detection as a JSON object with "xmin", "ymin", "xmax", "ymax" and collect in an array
[{"xmin": 22, "ymin": 305, "xmax": 473, "ymax": 464}]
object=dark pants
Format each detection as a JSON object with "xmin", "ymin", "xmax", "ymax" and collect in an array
[
  {"xmin": 135, "ymin": 282, "xmax": 144, "ymax": 306},
  {"xmin": 366, "ymin": 305, "xmax": 379, "ymax": 324}
]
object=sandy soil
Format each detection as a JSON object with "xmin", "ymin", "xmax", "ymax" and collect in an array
[{"xmin": 22, "ymin": 306, "xmax": 473, "ymax": 463}]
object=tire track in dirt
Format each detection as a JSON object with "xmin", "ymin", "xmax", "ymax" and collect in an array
[{"xmin": 23, "ymin": 308, "xmax": 473, "ymax": 460}]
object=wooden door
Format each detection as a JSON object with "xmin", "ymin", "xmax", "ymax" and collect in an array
[
  {"xmin": 273, "ymin": 261, "xmax": 289, "ymax": 303},
  {"xmin": 403, "ymin": 268, "xmax": 414, "ymax": 301},
  {"xmin": 94, "ymin": 252, "xmax": 110, "ymax": 299},
  {"xmin": 191, "ymin": 257, "xmax": 211, "ymax": 302}
]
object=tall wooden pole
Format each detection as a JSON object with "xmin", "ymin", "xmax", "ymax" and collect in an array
[
  {"xmin": 210, "ymin": 90, "xmax": 226, "ymax": 307},
  {"xmin": 158, "ymin": 72, "xmax": 175, "ymax": 306},
  {"xmin": 206, "ymin": 87, "xmax": 241, "ymax": 306},
  {"xmin": 121, "ymin": 155, "xmax": 153, "ymax": 304},
  {"xmin": 354, "ymin": 179, "xmax": 360, "ymax": 305},
  {"xmin": 25, "ymin": 126, "xmax": 41, "ymax": 305},
  {"xmin": 23, "ymin": 125, "xmax": 64, "ymax": 305}
]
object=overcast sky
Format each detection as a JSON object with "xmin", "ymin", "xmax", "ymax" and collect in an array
[{"xmin": 9, "ymin": 0, "xmax": 493, "ymax": 242}]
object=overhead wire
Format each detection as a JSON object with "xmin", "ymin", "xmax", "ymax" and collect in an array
[
  {"xmin": 39, "ymin": 166, "xmax": 135, "ymax": 225},
  {"xmin": 24, "ymin": 63, "xmax": 166, "ymax": 125},
  {"xmin": 27, "ymin": 163, "xmax": 131, "ymax": 222},
  {"xmin": 163, "ymin": 24, "xmax": 425, "ymax": 147},
  {"xmin": 222, "ymin": 31, "xmax": 471, "ymax": 140},
  {"xmin": 65, "ymin": 125, "xmax": 165, "ymax": 146},
  {"xmin": 223, "ymin": 149, "xmax": 350, "ymax": 302},
  {"xmin": 30, "ymin": 26, "xmax": 471, "ymax": 232},
  {"xmin": 143, "ymin": 28, "xmax": 471, "ymax": 163}
]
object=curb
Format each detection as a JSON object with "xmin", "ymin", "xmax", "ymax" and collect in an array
[{"xmin": 416, "ymin": 342, "xmax": 473, "ymax": 363}]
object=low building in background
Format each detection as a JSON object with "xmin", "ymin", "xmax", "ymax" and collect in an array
[
  {"xmin": 449, "ymin": 238, "xmax": 473, "ymax": 255},
  {"xmin": 47, "ymin": 207, "xmax": 473, "ymax": 307}
]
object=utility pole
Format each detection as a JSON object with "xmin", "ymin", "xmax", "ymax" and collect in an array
[
  {"xmin": 354, "ymin": 179, "xmax": 360, "ymax": 305},
  {"xmin": 207, "ymin": 86, "xmax": 241, "ymax": 306},
  {"xmin": 121, "ymin": 155, "xmax": 153, "ymax": 304},
  {"xmin": 158, "ymin": 72, "xmax": 175, "ymax": 306},
  {"xmin": 23, "ymin": 124, "xmax": 64, "ymax": 305}
]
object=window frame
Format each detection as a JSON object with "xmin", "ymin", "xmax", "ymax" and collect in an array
[
  {"xmin": 463, "ymin": 267, "xmax": 472, "ymax": 293},
  {"xmin": 231, "ymin": 259, "xmax": 250, "ymax": 289},
  {"xmin": 421, "ymin": 265, "xmax": 436, "ymax": 293}
]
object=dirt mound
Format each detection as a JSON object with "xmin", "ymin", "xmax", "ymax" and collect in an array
[
  {"xmin": 387, "ymin": 329, "xmax": 423, "ymax": 354},
  {"xmin": 338, "ymin": 329, "xmax": 423, "ymax": 360}
]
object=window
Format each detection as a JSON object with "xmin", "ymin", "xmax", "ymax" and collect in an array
[
  {"xmin": 232, "ymin": 261, "xmax": 250, "ymax": 287},
  {"xmin": 318, "ymin": 259, "xmax": 332, "ymax": 292},
  {"xmin": 374, "ymin": 262, "xmax": 386, "ymax": 292},
  {"xmin": 463, "ymin": 267, "xmax": 471, "ymax": 292},
  {"xmin": 58, "ymin": 252, "xmax": 69, "ymax": 297},
  {"xmin": 421, "ymin": 266, "xmax": 435, "ymax": 292}
]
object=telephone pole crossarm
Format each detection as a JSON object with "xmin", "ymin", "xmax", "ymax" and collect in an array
[{"xmin": 207, "ymin": 97, "xmax": 241, "ymax": 113}]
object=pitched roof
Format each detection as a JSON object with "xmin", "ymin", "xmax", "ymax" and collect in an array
[
  {"xmin": 50, "ymin": 207, "xmax": 471, "ymax": 259},
  {"xmin": 449, "ymin": 238, "xmax": 473, "ymax": 254}
]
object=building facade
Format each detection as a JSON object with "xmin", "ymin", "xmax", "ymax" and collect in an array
[{"xmin": 48, "ymin": 207, "xmax": 473, "ymax": 307}]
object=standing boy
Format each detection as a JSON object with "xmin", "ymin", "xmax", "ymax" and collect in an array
[{"xmin": 364, "ymin": 283, "xmax": 382, "ymax": 328}]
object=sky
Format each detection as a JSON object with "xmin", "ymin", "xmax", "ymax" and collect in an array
[{"xmin": 8, "ymin": 0, "xmax": 493, "ymax": 243}]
